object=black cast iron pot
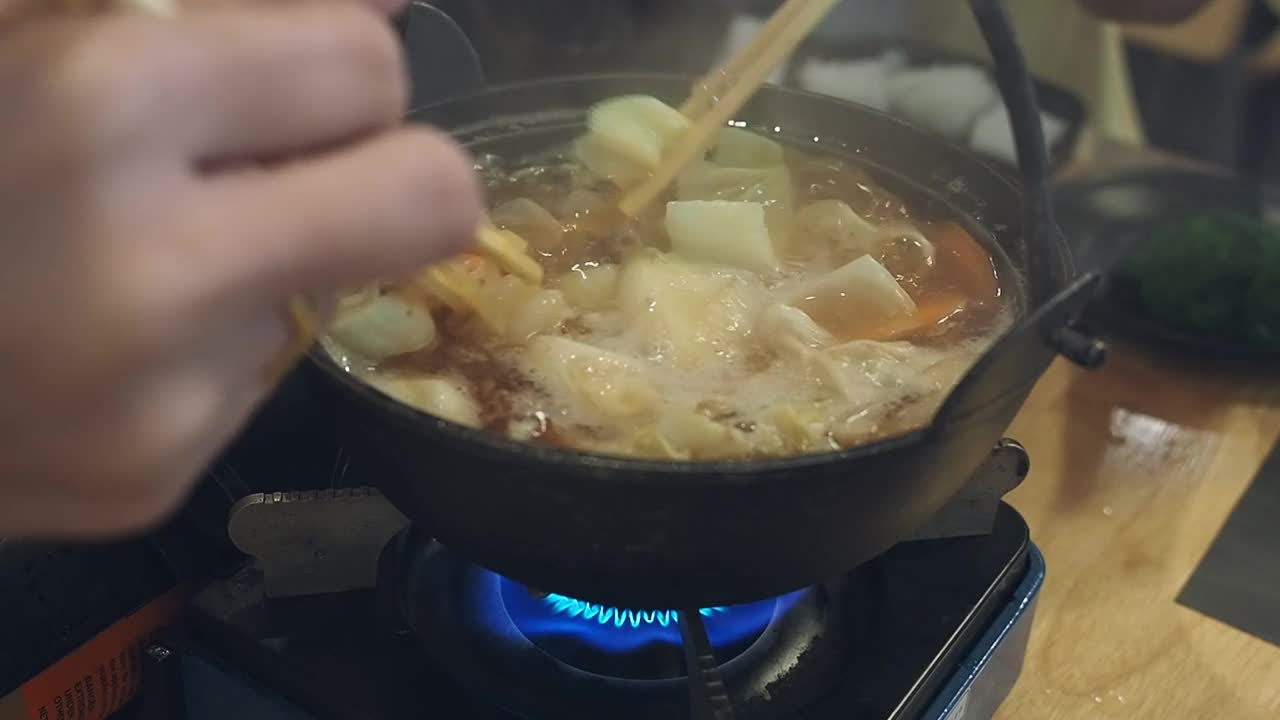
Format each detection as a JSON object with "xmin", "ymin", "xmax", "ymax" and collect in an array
[{"xmin": 299, "ymin": 2, "xmax": 1102, "ymax": 609}]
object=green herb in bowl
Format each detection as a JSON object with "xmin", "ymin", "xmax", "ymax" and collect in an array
[{"xmin": 1118, "ymin": 211, "xmax": 1280, "ymax": 350}]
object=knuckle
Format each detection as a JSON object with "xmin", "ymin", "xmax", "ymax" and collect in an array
[
  {"xmin": 46, "ymin": 20, "xmax": 174, "ymax": 151},
  {"xmin": 395, "ymin": 128, "xmax": 482, "ymax": 247},
  {"xmin": 397, "ymin": 128, "xmax": 469, "ymax": 191},
  {"xmin": 317, "ymin": 5, "xmax": 406, "ymax": 110}
]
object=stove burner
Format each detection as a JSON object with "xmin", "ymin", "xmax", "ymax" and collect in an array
[
  {"xmin": 378, "ymin": 529, "xmax": 850, "ymax": 719},
  {"xmin": 543, "ymin": 593, "xmax": 726, "ymax": 628},
  {"xmin": 504, "ymin": 577, "xmax": 804, "ymax": 649},
  {"xmin": 499, "ymin": 577, "xmax": 808, "ymax": 680}
]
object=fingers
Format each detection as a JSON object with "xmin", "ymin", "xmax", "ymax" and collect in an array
[
  {"xmin": 206, "ymin": 124, "xmax": 481, "ymax": 297},
  {"xmin": 170, "ymin": 1, "xmax": 410, "ymax": 162},
  {"xmin": 11, "ymin": 2, "xmax": 411, "ymax": 171},
  {"xmin": 44, "ymin": 1, "xmax": 410, "ymax": 162}
]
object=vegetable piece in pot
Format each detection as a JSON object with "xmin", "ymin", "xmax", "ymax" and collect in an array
[
  {"xmin": 329, "ymin": 292, "xmax": 437, "ymax": 363},
  {"xmin": 363, "ymin": 374, "xmax": 482, "ymax": 428},
  {"xmin": 784, "ymin": 255, "xmax": 917, "ymax": 339},
  {"xmin": 665, "ymin": 200, "xmax": 779, "ymax": 274}
]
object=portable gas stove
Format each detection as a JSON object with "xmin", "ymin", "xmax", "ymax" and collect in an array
[{"xmin": 123, "ymin": 439, "xmax": 1042, "ymax": 720}]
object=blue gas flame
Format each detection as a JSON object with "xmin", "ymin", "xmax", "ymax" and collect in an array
[
  {"xmin": 497, "ymin": 574, "xmax": 804, "ymax": 653},
  {"xmin": 541, "ymin": 593, "xmax": 726, "ymax": 628}
]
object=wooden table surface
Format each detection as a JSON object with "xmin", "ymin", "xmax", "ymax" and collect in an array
[
  {"xmin": 993, "ymin": 333, "xmax": 1280, "ymax": 718},
  {"xmin": 994, "ymin": 134, "xmax": 1280, "ymax": 718}
]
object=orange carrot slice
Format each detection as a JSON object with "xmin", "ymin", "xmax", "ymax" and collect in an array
[
  {"xmin": 861, "ymin": 292, "xmax": 969, "ymax": 342},
  {"xmin": 931, "ymin": 222, "xmax": 999, "ymax": 303}
]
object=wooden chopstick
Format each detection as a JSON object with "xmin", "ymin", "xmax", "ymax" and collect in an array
[
  {"xmin": 678, "ymin": 0, "xmax": 812, "ymax": 118},
  {"xmin": 475, "ymin": 224, "xmax": 544, "ymax": 284},
  {"xmin": 619, "ymin": 0, "xmax": 840, "ymax": 218}
]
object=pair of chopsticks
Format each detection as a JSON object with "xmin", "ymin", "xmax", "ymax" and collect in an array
[{"xmin": 616, "ymin": 0, "xmax": 840, "ymax": 218}]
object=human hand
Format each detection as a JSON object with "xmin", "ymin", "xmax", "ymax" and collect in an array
[{"xmin": 0, "ymin": 0, "xmax": 481, "ymax": 536}]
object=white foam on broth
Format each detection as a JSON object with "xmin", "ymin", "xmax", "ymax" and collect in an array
[{"xmin": 324, "ymin": 136, "xmax": 1013, "ymax": 461}]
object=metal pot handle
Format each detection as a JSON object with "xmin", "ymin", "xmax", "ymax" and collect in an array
[
  {"xmin": 969, "ymin": 0, "xmax": 1105, "ymax": 364},
  {"xmin": 933, "ymin": 1, "xmax": 1108, "ymax": 426}
]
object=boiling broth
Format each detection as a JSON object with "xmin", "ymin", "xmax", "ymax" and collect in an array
[{"xmin": 323, "ymin": 134, "xmax": 1011, "ymax": 461}]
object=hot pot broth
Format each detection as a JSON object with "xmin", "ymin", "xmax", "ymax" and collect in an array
[{"xmin": 322, "ymin": 100, "xmax": 1012, "ymax": 461}]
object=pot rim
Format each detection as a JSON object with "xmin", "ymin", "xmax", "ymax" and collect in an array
[{"xmin": 313, "ymin": 73, "xmax": 1059, "ymax": 476}]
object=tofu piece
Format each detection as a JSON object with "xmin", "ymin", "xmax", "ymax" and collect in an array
[
  {"xmin": 676, "ymin": 160, "xmax": 793, "ymax": 208},
  {"xmin": 785, "ymin": 255, "xmax": 917, "ymax": 335},
  {"xmin": 575, "ymin": 135, "xmax": 648, "ymax": 185},
  {"xmin": 616, "ymin": 254, "xmax": 767, "ymax": 368},
  {"xmin": 757, "ymin": 304, "xmax": 833, "ymax": 353},
  {"xmin": 665, "ymin": 200, "xmax": 778, "ymax": 275},
  {"xmin": 586, "ymin": 95, "xmax": 690, "ymax": 170}
]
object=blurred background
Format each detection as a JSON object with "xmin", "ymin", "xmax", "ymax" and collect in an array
[
  {"xmin": 426, "ymin": 0, "xmax": 1280, "ymax": 182},
  {"xmin": 417, "ymin": 0, "xmax": 1280, "ymax": 361}
]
